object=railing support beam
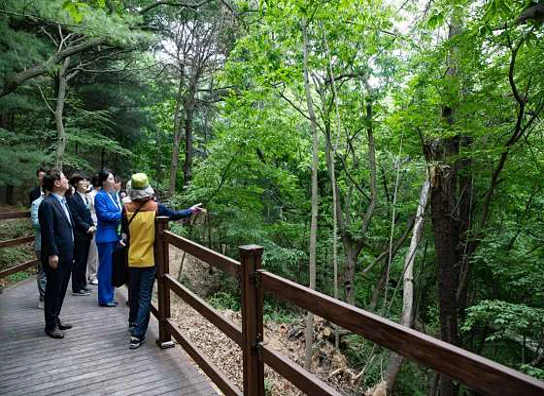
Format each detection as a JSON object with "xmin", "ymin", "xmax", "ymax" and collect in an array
[
  {"xmin": 155, "ymin": 216, "xmax": 174, "ymax": 349},
  {"xmin": 240, "ymin": 245, "xmax": 265, "ymax": 396}
]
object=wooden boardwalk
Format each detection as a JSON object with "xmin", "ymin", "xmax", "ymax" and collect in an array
[{"xmin": 0, "ymin": 277, "xmax": 217, "ymax": 396}]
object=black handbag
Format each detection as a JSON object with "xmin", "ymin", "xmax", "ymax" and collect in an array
[{"xmin": 112, "ymin": 204, "xmax": 144, "ymax": 287}]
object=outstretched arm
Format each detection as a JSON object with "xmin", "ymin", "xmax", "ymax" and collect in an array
[{"xmin": 158, "ymin": 203, "xmax": 201, "ymax": 221}]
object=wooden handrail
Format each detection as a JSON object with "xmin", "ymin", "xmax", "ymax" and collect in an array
[
  {"xmin": 0, "ymin": 235, "xmax": 34, "ymax": 249},
  {"xmin": 0, "ymin": 213, "xmax": 36, "ymax": 280},
  {"xmin": 261, "ymin": 345, "xmax": 341, "ymax": 396},
  {"xmin": 164, "ymin": 273, "xmax": 341, "ymax": 395},
  {"xmin": 155, "ymin": 218, "xmax": 544, "ymax": 396},
  {"xmin": 259, "ymin": 270, "xmax": 544, "ymax": 396},
  {"xmin": 0, "ymin": 211, "xmax": 31, "ymax": 220},
  {"xmin": 165, "ymin": 274, "xmax": 243, "ymax": 346},
  {"xmin": 164, "ymin": 231, "xmax": 240, "ymax": 279},
  {"xmin": 0, "ymin": 259, "xmax": 39, "ymax": 279}
]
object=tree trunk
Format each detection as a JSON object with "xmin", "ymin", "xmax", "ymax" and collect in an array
[
  {"xmin": 384, "ymin": 134, "xmax": 404, "ymax": 309},
  {"xmin": 429, "ymin": 139, "xmax": 460, "ymax": 396},
  {"xmin": 322, "ymin": 27, "xmax": 341, "ymax": 347},
  {"xmin": 343, "ymin": 243, "xmax": 361, "ymax": 305},
  {"xmin": 183, "ymin": 81, "xmax": 197, "ymax": 188},
  {"xmin": 168, "ymin": 76, "xmax": 185, "ymax": 197},
  {"xmin": 425, "ymin": 17, "xmax": 462, "ymax": 396},
  {"xmin": 54, "ymin": 57, "xmax": 70, "ymax": 171},
  {"xmin": 343, "ymin": 80, "xmax": 377, "ymax": 306},
  {"xmin": 384, "ymin": 176, "xmax": 430, "ymax": 392},
  {"xmin": 301, "ymin": 18, "xmax": 319, "ymax": 371},
  {"xmin": 455, "ymin": 141, "xmax": 474, "ymax": 315}
]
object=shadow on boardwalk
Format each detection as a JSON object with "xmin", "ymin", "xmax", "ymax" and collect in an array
[{"xmin": 0, "ymin": 277, "xmax": 217, "ymax": 396}]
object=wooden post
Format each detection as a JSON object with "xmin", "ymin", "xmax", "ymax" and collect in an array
[
  {"xmin": 155, "ymin": 216, "xmax": 174, "ymax": 348},
  {"xmin": 240, "ymin": 245, "xmax": 265, "ymax": 396}
]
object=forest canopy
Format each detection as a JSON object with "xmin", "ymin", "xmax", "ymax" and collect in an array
[{"xmin": 1, "ymin": 0, "xmax": 543, "ymax": 394}]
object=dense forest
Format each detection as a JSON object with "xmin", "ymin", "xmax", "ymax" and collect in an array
[{"xmin": 1, "ymin": 0, "xmax": 543, "ymax": 394}]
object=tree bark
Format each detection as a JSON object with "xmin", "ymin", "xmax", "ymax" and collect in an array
[
  {"xmin": 322, "ymin": 25, "xmax": 341, "ymax": 347},
  {"xmin": 168, "ymin": 76, "xmax": 185, "ymax": 197},
  {"xmin": 343, "ymin": 80, "xmax": 377, "ymax": 306},
  {"xmin": 301, "ymin": 18, "xmax": 319, "ymax": 371},
  {"xmin": 54, "ymin": 57, "xmax": 71, "ymax": 171},
  {"xmin": 183, "ymin": 79, "xmax": 198, "ymax": 188},
  {"xmin": 343, "ymin": 241, "xmax": 363, "ymax": 305},
  {"xmin": 426, "ymin": 17, "xmax": 462, "ymax": 396},
  {"xmin": 384, "ymin": 176, "xmax": 430, "ymax": 392}
]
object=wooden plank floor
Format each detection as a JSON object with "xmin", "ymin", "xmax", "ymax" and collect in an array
[{"xmin": 0, "ymin": 277, "xmax": 218, "ymax": 396}]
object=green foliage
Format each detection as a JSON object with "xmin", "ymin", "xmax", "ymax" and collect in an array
[
  {"xmin": 208, "ymin": 291, "xmax": 240, "ymax": 311},
  {"xmin": 0, "ymin": 219, "xmax": 33, "ymax": 240},
  {"xmin": 7, "ymin": 271, "xmax": 31, "ymax": 283},
  {"xmin": 208, "ymin": 290, "xmax": 298, "ymax": 324},
  {"xmin": 519, "ymin": 364, "xmax": 544, "ymax": 380},
  {"xmin": 462, "ymin": 300, "xmax": 544, "ymax": 342},
  {"xmin": 0, "ymin": 217, "xmax": 35, "ymax": 272},
  {"xmin": 0, "ymin": 245, "xmax": 35, "ymax": 270}
]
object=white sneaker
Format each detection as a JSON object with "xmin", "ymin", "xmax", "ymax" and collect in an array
[
  {"xmin": 90, "ymin": 278, "xmax": 98, "ymax": 285},
  {"xmin": 38, "ymin": 300, "xmax": 44, "ymax": 309}
]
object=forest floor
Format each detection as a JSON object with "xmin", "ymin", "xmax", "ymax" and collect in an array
[{"xmin": 167, "ymin": 246, "xmax": 367, "ymax": 395}]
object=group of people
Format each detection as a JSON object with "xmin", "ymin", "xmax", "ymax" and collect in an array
[{"xmin": 30, "ymin": 168, "xmax": 202, "ymax": 349}]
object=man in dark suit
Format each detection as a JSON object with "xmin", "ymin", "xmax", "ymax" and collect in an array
[
  {"xmin": 67, "ymin": 173, "xmax": 96, "ymax": 296},
  {"xmin": 28, "ymin": 167, "xmax": 46, "ymax": 206},
  {"xmin": 39, "ymin": 169, "xmax": 75, "ymax": 339}
]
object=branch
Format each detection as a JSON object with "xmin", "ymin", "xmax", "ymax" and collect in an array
[
  {"xmin": 1, "ymin": 37, "xmax": 105, "ymax": 97},
  {"xmin": 362, "ymin": 217, "xmax": 415, "ymax": 275},
  {"xmin": 361, "ymin": 81, "xmax": 378, "ymax": 234},
  {"xmin": 507, "ymin": 38, "xmax": 524, "ymax": 106},
  {"xmin": 336, "ymin": 153, "xmax": 371, "ymax": 201},
  {"xmin": 40, "ymin": 26, "xmax": 58, "ymax": 47},
  {"xmin": 277, "ymin": 89, "xmax": 312, "ymax": 122},
  {"xmin": 0, "ymin": 10, "xmax": 81, "ymax": 29},
  {"xmin": 36, "ymin": 84, "xmax": 55, "ymax": 115},
  {"xmin": 139, "ymin": 0, "xmax": 215, "ymax": 14},
  {"xmin": 325, "ymin": 71, "xmax": 366, "ymax": 85}
]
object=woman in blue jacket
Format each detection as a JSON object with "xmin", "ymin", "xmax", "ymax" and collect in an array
[{"xmin": 94, "ymin": 169, "xmax": 122, "ymax": 307}]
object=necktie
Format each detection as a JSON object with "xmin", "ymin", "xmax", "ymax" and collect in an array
[
  {"xmin": 61, "ymin": 198, "xmax": 72, "ymax": 225},
  {"xmin": 62, "ymin": 198, "xmax": 74, "ymax": 243}
]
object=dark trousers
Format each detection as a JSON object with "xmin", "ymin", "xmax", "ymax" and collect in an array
[
  {"xmin": 44, "ymin": 260, "xmax": 73, "ymax": 330},
  {"xmin": 36, "ymin": 251, "xmax": 47, "ymax": 301},
  {"xmin": 72, "ymin": 239, "xmax": 90, "ymax": 292},
  {"xmin": 129, "ymin": 267, "xmax": 156, "ymax": 338}
]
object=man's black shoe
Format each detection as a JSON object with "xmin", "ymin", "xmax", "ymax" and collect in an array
[
  {"xmin": 57, "ymin": 322, "xmax": 73, "ymax": 330},
  {"xmin": 72, "ymin": 290, "xmax": 91, "ymax": 296},
  {"xmin": 45, "ymin": 327, "xmax": 64, "ymax": 339},
  {"xmin": 82, "ymin": 286, "xmax": 93, "ymax": 292}
]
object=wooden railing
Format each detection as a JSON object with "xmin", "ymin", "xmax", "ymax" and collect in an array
[
  {"xmin": 0, "ymin": 211, "xmax": 39, "ymax": 279},
  {"xmin": 151, "ymin": 217, "xmax": 544, "ymax": 396}
]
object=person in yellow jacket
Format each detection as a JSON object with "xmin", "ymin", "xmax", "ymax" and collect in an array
[{"xmin": 122, "ymin": 173, "xmax": 202, "ymax": 349}]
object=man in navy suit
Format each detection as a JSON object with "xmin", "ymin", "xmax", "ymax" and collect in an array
[
  {"xmin": 39, "ymin": 169, "xmax": 75, "ymax": 339},
  {"xmin": 67, "ymin": 173, "xmax": 96, "ymax": 296}
]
